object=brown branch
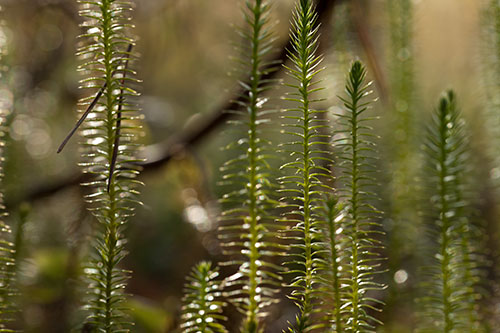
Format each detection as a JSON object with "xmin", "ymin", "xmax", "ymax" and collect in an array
[{"xmin": 7, "ymin": 0, "xmax": 344, "ymax": 209}]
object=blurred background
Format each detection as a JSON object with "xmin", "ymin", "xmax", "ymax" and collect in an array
[{"xmin": 0, "ymin": 0, "xmax": 495, "ymax": 332}]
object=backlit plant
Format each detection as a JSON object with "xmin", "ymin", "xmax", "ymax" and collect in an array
[
  {"xmin": 216, "ymin": 0, "xmax": 283, "ymax": 332},
  {"xmin": 279, "ymin": 0, "xmax": 331, "ymax": 331},
  {"xmin": 0, "ymin": 7, "xmax": 16, "ymax": 330},
  {"xmin": 67, "ymin": 0, "xmax": 142, "ymax": 331},
  {"xmin": 334, "ymin": 60, "xmax": 385, "ymax": 333},
  {"xmin": 0, "ymin": 1, "xmax": 497, "ymax": 332}
]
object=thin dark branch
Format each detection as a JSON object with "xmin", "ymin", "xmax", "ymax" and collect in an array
[
  {"xmin": 108, "ymin": 44, "xmax": 134, "ymax": 192},
  {"xmin": 57, "ymin": 88, "xmax": 105, "ymax": 153},
  {"xmin": 7, "ymin": 0, "xmax": 342, "ymax": 209},
  {"xmin": 57, "ymin": 44, "xmax": 134, "ymax": 154}
]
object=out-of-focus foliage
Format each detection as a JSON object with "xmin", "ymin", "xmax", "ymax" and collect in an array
[
  {"xmin": 0, "ymin": 5, "xmax": 17, "ymax": 330},
  {"xmin": 417, "ymin": 91, "xmax": 485, "ymax": 333},
  {"xmin": 0, "ymin": 0, "xmax": 496, "ymax": 332}
]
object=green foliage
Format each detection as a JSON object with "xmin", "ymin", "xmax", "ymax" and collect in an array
[
  {"xmin": 316, "ymin": 195, "xmax": 346, "ymax": 332},
  {"xmin": 180, "ymin": 262, "xmax": 227, "ymax": 333},
  {"xmin": 218, "ymin": 0, "xmax": 282, "ymax": 331},
  {"xmin": 418, "ymin": 91, "xmax": 484, "ymax": 333},
  {"xmin": 279, "ymin": 0, "xmax": 331, "ymax": 330},
  {"xmin": 482, "ymin": 0, "xmax": 500, "ymax": 180},
  {"xmin": 0, "ymin": 200, "xmax": 16, "ymax": 331},
  {"xmin": 384, "ymin": 0, "xmax": 422, "ymax": 327},
  {"xmin": 387, "ymin": 0, "xmax": 415, "ymax": 114},
  {"xmin": 334, "ymin": 61, "xmax": 384, "ymax": 332},
  {"xmin": 0, "ymin": 221, "xmax": 16, "ymax": 333},
  {"xmin": 0, "ymin": 9, "xmax": 16, "ymax": 331},
  {"xmin": 75, "ymin": 0, "xmax": 142, "ymax": 331},
  {"xmin": 385, "ymin": 0, "xmax": 420, "ymax": 268},
  {"xmin": 0, "ymin": 1, "xmax": 497, "ymax": 332}
]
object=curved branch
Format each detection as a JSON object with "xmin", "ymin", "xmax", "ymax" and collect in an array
[{"xmin": 8, "ymin": 0, "xmax": 377, "ymax": 209}]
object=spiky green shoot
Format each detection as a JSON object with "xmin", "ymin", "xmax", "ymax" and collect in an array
[
  {"xmin": 335, "ymin": 61, "xmax": 384, "ymax": 332},
  {"xmin": 0, "ymin": 8, "xmax": 17, "ymax": 330},
  {"xmin": 280, "ymin": 0, "xmax": 331, "ymax": 331},
  {"xmin": 418, "ymin": 90, "xmax": 485, "ymax": 333},
  {"xmin": 181, "ymin": 262, "xmax": 227, "ymax": 333},
  {"xmin": 218, "ymin": 1, "xmax": 282, "ymax": 331},
  {"xmin": 317, "ymin": 195, "xmax": 347, "ymax": 332},
  {"xmin": 76, "ymin": 0, "xmax": 142, "ymax": 331}
]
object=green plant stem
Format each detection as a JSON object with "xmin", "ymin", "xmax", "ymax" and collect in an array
[
  {"xmin": 325, "ymin": 199, "xmax": 342, "ymax": 332},
  {"xmin": 282, "ymin": 1, "xmax": 325, "ymax": 329},
  {"xmin": 246, "ymin": 1, "xmax": 262, "ymax": 329},
  {"xmin": 199, "ymin": 270, "xmax": 209, "ymax": 332},
  {"xmin": 459, "ymin": 223, "xmax": 475, "ymax": 330},
  {"xmin": 220, "ymin": 1, "xmax": 280, "ymax": 330},
  {"xmin": 102, "ymin": 1, "xmax": 120, "ymax": 330},
  {"xmin": 297, "ymin": 2, "xmax": 315, "ymax": 325},
  {"xmin": 437, "ymin": 108, "xmax": 452, "ymax": 332},
  {"xmin": 349, "ymin": 81, "xmax": 361, "ymax": 332},
  {"xmin": 181, "ymin": 262, "xmax": 227, "ymax": 333},
  {"xmin": 419, "ymin": 92, "xmax": 483, "ymax": 332},
  {"xmin": 385, "ymin": 0, "xmax": 420, "ymax": 286},
  {"xmin": 454, "ymin": 173, "xmax": 478, "ymax": 331},
  {"xmin": 338, "ymin": 61, "xmax": 382, "ymax": 332}
]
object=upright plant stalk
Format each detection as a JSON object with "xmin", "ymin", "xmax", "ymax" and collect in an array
[
  {"xmin": 335, "ymin": 61, "xmax": 384, "ymax": 332},
  {"xmin": 418, "ymin": 91, "xmax": 484, "ymax": 332},
  {"xmin": 0, "ymin": 8, "xmax": 16, "ymax": 329},
  {"xmin": 218, "ymin": 1, "xmax": 282, "ymax": 331},
  {"xmin": 316, "ymin": 195, "xmax": 346, "ymax": 332},
  {"xmin": 280, "ymin": 0, "xmax": 331, "ymax": 330},
  {"xmin": 180, "ymin": 262, "xmax": 227, "ymax": 333},
  {"xmin": 481, "ymin": 0, "xmax": 500, "ymax": 180},
  {"xmin": 385, "ymin": 0, "xmax": 421, "ymax": 294},
  {"xmin": 76, "ymin": 0, "xmax": 142, "ymax": 331},
  {"xmin": 387, "ymin": 0, "xmax": 415, "ymax": 134}
]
